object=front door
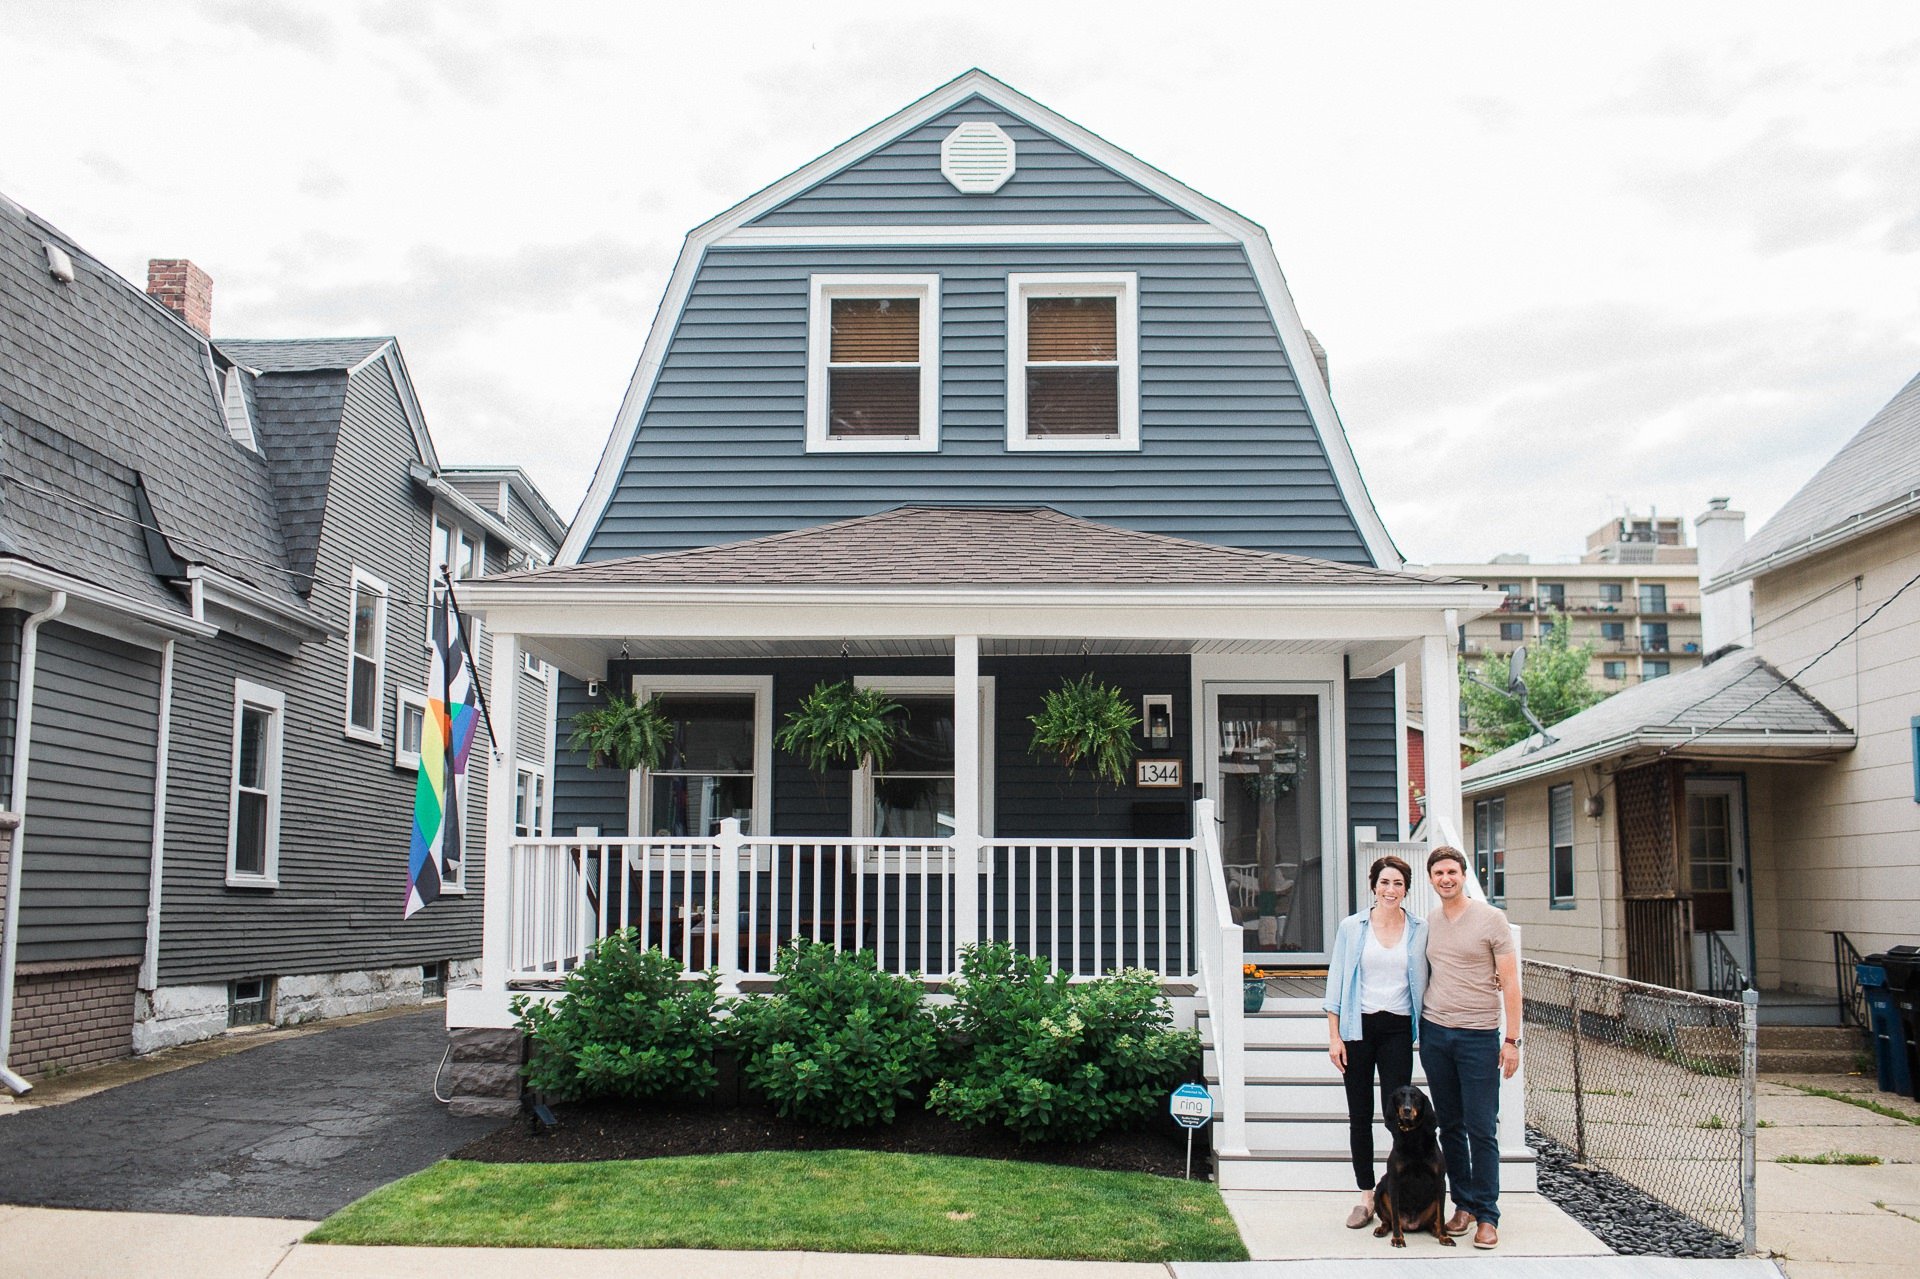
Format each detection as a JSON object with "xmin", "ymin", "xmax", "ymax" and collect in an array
[
  {"xmin": 1205, "ymin": 687, "xmax": 1331, "ymax": 962},
  {"xmin": 1684, "ymin": 776, "xmax": 1751, "ymax": 989}
]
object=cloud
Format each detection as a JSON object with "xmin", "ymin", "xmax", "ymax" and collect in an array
[{"xmin": 198, "ymin": 0, "xmax": 337, "ymax": 55}]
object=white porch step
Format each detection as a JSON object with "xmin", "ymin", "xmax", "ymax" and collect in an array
[{"xmin": 1198, "ymin": 1006, "xmax": 1329, "ymax": 1047}]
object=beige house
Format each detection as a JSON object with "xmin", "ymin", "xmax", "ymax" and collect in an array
[
  {"xmin": 1424, "ymin": 515, "xmax": 1706, "ymax": 690},
  {"xmin": 1458, "ymin": 368, "xmax": 1920, "ymax": 1023}
]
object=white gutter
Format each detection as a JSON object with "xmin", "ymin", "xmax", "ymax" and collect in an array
[
  {"xmin": 1, "ymin": 589, "xmax": 68, "ymax": 1094},
  {"xmin": 1708, "ymin": 489, "xmax": 1920, "ymax": 591},
  {"xmin": 1, "ymin": 560, "xmax": 214, "ymax": 642},
  {"xmin": 409, "ymin": 464, "xmax": 533, "ymax": 558},
  {"xmin": 137, "ymin": 640, "xmax": 175, "ymax": 991},
  {"xmin": 459, "ymin": 581, "xmax": 1502, "ymax": 613},
  {"xmin": 1461, "ymin": 727, "xmax": 1857, "ymax": 795}
]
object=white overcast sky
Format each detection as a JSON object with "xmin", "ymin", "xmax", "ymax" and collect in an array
[{"xmin": 8, "ymin": 1, "xmax": 1919, "ymax": 565}]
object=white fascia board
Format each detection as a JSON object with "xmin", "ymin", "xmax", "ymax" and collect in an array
[
  {"xmin": 561, "ymin": 68, "xmax": 1405, "ymax": 570},
  {"xmin": 186, "ymin": 566, "xmax": 335, "ymax": 645},
  {"xmin": 411, "ymin": 464, "xmax": 532, "ymax": 555},
  {"xmin": 720, "ymin": 224, "xmax": 1237, "ymax": 247},
  {"xmin": 1706, "ymin": 491, "xmax": 1920, "ymax": 591},
  {"xmin": 1460, "ymin": 729, "xmax": 1857, "ymax": 794},
  {"xmin": 365, "ymin": 343, "xmax": 439, "ymax": 472},
  {"xmin": 0, "ymin": 560, "xmax": 216, "ymax": 645}
]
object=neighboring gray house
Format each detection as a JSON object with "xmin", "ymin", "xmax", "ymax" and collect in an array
[
  {"xmin": 0, "ymin": 192, "xmax": 561, "ymax": 1087},
  {"xmin": 453, "ymin": 72, "xmax": 1510, "ymax": 1186}
]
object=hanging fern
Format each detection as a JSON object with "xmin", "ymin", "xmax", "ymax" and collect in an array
[
  {"xmin": 1027, "ymin": 674, "xmax": 1141, "ymax": 787},
  {"xmin": 568, "ymin": 694, "xmax": 675, "ymax": 772},
  {"xmin": 776, "ymin": 680, "xmax": 901, "ymax": 773}
]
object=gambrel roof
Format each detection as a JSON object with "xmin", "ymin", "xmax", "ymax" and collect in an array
[
  {"xmin": 511, "ymin": 505, "xmax": 1453, "ymax": 590},
  {"xmin": 562, "ymin": 70, "xmax": 1399, "ymax": 570}
]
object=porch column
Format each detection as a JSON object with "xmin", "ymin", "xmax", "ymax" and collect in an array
[
  {"xmin": 1421, "ymin": 612, "xmax": 1466, "ymax": 851},
  {"xmin": 481, "ymin": 630, "xmax": 520, "ymax": 996},
  {"xmin": 951, "ymin": 634, "xmax": 981, "ymax": 962}
]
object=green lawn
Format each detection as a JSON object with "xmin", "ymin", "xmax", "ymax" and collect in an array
[{"xmin": 307, "ymin": 1150, "xmax": 1248, "ymax": 1261}]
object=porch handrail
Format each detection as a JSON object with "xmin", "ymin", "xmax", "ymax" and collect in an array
[{"xmin": 1191, "ymin": 798, "xmax": 1248, "ymax": 1157}]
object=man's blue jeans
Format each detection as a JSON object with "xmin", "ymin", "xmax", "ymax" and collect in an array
[{"xmin": 1419, "ymin": 1021, "xmax": 1502, "ymax": 1226}]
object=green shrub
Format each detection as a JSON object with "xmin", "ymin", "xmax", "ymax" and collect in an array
[
  {"xmin": 726, "ymin": 942, "xmax": 937, "ymax": 1128},
  {"xmin": 929, "ymin": 942, "xmax": 1202, "ymax": 1144},
  {"xmin": 512, "ymin": 930, "xmax": 720, "ymax": 1102}
]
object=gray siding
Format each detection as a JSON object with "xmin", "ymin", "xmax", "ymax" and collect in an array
[
  {"xmin": 589, "ymin": 244, "xmax": 1370, "ymax": 564},
  {"xmin": 17, "ymin": 624, "xmax": 160, "ymax": 964},
  {"xmin": 156, "ymin": 360, "xmax": 485, "ymax": 986},
  {"xmin": 750, "ymin": 97, "xmax": 1198, "ymax": 227}
]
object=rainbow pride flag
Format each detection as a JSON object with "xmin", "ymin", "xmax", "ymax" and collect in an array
[{"xmin": 405, "ymin": 596, "xmax": 479, "ymax": 917}]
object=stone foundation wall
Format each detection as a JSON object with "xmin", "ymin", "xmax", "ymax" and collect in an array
[
  {"xmin": 9, "ymin": 958, "xmax": 138, "ymax": 1079},
  {"xmin": 446, "ymin": 1026, "xmax": 524, "ymax": 1118}
]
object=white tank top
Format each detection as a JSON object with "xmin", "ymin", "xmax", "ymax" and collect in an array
[{"xmin": 1359, "ymin": 922, "xmax": 1411, "ymax": 1016}]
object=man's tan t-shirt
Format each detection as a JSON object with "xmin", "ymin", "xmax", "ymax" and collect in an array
[{"xmin": 1423, "ymin": 899, "xmax": 1515, "ymax": 1031}]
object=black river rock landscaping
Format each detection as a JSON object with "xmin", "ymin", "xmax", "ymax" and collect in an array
[{"xmin": 1528, "ymin": 1127, "xmax": 1740, "ymax": 1258}]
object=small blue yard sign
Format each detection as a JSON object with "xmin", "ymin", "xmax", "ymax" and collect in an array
[{"xmin": 1169, "ymin": 1083, "xmax": 1214, "ymax": 1180}]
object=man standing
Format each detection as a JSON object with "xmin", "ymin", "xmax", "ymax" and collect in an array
[{"xmin": 1420, "ymin": 846, "xmax": 1520, "ymax": 1250}]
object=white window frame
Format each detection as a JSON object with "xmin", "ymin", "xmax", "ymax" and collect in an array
[
  {"xmin": 1006, "ymin": 271, "xmax": 1140, "ymax": 452},
  {"xmin": 395, "ymin": 689, "xmax": 428, "ymax": 771},
  {"xmin": 804, "ymin": 274, "xmax": 941, "ymax": 453},
  {"xmin": 851, "ymin": 675, "xmax": 996, "ymax": 844},
  {"xmin": 227, "ymin": 678, "xmax": 286, "ymax": 888},
  {"xmin": 428, "ymin": 515, "xmax": 482, "ymax": 648},
  {"xmin": 515, "ymin": 764, "xmax": 549, "ymax": 839},
  {"xmin": 344, "ymin": 567, "xmax": 388, "ymax": 744},
  {"xmin": 1474, "ymin": 795, "xmax": 1507, "ymax": 905},
  {"xmin": 626, "ymin": 675, "xmax": 775, "ymax": 852}
]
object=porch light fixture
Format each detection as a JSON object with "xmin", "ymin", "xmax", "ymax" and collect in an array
[{"xmin": 1142, "ymin": 695, "xmax": 1173, "ymax": 750}]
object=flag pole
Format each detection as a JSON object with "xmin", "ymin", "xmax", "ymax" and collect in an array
[{"xmin": 440, "ymin": 567, "xmax": 504, "ymax": 763}]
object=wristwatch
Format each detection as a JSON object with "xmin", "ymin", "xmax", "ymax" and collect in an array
[{"xmin": 1504, "ymin": 1037, "xmax": 1522, "ymax": 1048}]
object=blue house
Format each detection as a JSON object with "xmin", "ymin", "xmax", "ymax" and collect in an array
[{"xmin": 454, "ymin": 72, "xmax": 1509, "ymax": 1183}]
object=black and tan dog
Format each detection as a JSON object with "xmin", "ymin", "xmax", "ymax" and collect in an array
[{"xmin": 1373, "ymin": 1084, "xmax": 1454, "ymax": 1248}]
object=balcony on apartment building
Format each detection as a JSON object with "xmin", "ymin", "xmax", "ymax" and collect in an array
[{"xmin": 1495, "ymin": 588, "xmax": 1700, "ymax": 617}]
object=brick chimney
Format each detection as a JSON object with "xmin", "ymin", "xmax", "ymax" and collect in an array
[{"xmin": 146, "ymin": 259, "xmax": 212, "ymax": 337}]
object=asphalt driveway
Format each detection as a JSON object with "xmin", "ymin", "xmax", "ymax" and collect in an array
[{"xmin": 0, "ymin": 1007, "xmax": 503, "ymax": 1218}]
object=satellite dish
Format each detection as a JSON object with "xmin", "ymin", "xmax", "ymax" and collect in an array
[{"xmin": 1507, "ymin": 646, "xmax": 1528, "ymax": 692}]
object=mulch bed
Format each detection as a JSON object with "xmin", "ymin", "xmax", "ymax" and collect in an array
[{"xmin": 456, "ymin": 1097, "xmax": 1212, "ymax": 1180}]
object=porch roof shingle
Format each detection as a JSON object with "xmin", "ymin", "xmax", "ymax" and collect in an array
[
  {"xmin": 1461, "ymin": 649, "xmax": 1852, "ymax": 791},
  {"xmin": 519, "ymin": 506, "xmax": 1465, "ymax": 589}
]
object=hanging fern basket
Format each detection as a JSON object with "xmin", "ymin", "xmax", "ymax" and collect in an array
[
  {"xmin": 1027, "ymin": 673, "xmax": 1141, "ymax": 787},
  {"xmin": 776, "ymin": 680, "xmax": 901, "ymax": 773},
  {"xmin": 568, "ymin": 693, "xmax": 675, "ymax": 772}
]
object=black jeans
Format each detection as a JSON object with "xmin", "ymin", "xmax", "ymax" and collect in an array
[{"xmin": 1343, "ymin": 1010, "xmax": 1414, "ymax": 1191}]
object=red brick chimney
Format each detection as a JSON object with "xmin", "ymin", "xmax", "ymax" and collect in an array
[{"xmin": 146, "ymin": 259, "xmax": 212, "ymax": 336}]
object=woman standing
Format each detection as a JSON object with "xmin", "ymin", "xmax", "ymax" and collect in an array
[{"xmin": 1322, "ymin": 854, "xmax": 1426, "ymax": 1228}]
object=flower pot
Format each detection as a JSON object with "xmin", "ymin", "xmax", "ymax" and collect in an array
[{"xmin": 1243, "ymin": 978, "xmax": 1267, "ymax": 1014}]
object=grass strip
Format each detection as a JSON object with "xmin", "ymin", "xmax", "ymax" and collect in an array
[
  {"xmin": 307, "ymin": 1150, "xmax": 1249, "ymax": 1261},
  {"xmin": 1782, "ymin": 1083, "xmax": 1920, "ymax": 1126},
  {"xmin": 1776, "ymin": 1152, "xmax": 1883, "ymax": 1166}
]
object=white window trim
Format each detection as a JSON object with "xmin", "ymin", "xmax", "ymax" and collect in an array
[
  {"xmin": 851, "ymin": 674, "xmax": 996, "ymax": 844},
  {"xmin": 395, "ymin": 688, "xmax": 428, "ymax": 771},
  {"xmin": 805, "ymin": 274, "xmax": 941, "ymax": 453},
  {"xmin": 344, "ymin": 567, "xmax": 388, "ymax": 745},
  {"xmin": 625, "ymin": 675, "xmax": 775, "ymax": 852},
  {"xmin": 1005, "ymin": 271, "xmax": 1139, "ymax": 452},
  {"xmin": 427, "ymin": 514, "xmax": 481, "ymax": 649},
  {"xmin": 515, "ymin": 763, "xmax": 549, "ymax": 839},
  {"xmin": 227, "ymin": 678, "xmax": 285, "ymax": 888}
]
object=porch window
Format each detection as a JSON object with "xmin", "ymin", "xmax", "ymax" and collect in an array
[
  {"xmin": 867, "ymin": 696, "xmax": 956, "ymax": 838},
  {"xmin": 1006, "ymin": 273, "xmax": 1139, "ymax": 451},
  {"xmin": 228, "ymin": 679, "xmax": 284, "ymax": 887},
  {"xmin": 640, "ymin": 685, "xmax": 766, "ymax": 837},
  {"xmin": 806, "ymin": 275, "xmax": 940, "ymax": 452},
  {"xmin": 515, "ymin": 766, "xmax": 547, "ymax": 838},
  {"xmin": 345, "ymin": 568, "xmax": 387, "ymax": 743},
  {"xmin": 1473, "ymin": 795, "xmax": 1506, "ymax": 904},
  {"xmin": 1548, "ymin": 784, "xmax": 1575, "ymax": 908}
]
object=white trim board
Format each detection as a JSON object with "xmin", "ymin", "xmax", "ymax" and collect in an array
[{"xmin": 559, "ymin": 69, "xmax": 1402, "ymax": 570}]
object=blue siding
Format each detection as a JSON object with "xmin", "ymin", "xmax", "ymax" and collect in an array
[
  {"xmin": 1344, "ymin": 670, "xmax": 1401, "ymax": 902},
  {"xmin": 751, "ymin": 97, "xmax": 1198, "ymax": 227},
  {"xmin": 589, "ymin": 244, "xmax": 1370, "ymax": 564}
]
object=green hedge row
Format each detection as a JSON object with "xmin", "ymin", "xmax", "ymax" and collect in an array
[{"xmin": 512, "ymin": 935, "xmax": 1203, "ymax": 1144}]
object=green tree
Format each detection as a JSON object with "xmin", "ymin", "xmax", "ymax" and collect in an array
[{"xmin": 1460, "ymin": 615, "xmax": 1602, "ymax": 757}]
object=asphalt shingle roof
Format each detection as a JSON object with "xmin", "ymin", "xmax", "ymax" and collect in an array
[
  {"xmin": 1462, "ymin": 649, "xmax": 1851, "ymax": 785},
  {"xmin": 1721, "ymin": 368, "xmax": 1920, "ymax": 580},
  {"xmin": 1, "ymin": 194, "xmax": 309, "ymax": 615},
  {"xmin": 514, "ymin": 505, "xmax": 1466, "ymax": 588},
  {"xmin": 217, "ymin": 337, "xmax": 393, "ymax": 373}
]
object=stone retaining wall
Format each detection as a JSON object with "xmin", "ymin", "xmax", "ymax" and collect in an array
[{"xmin": 446, "ymin": 1026, "xmax": 524, "ymax": 1118}]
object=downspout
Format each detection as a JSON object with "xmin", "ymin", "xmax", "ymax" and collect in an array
[
  {"xmin": 1, "ymin": 590, "xmax": 68, "ymax": 1094},
  {"xmin": 138, "ymin": 640, "xmax": 176, "ymax": 993}
]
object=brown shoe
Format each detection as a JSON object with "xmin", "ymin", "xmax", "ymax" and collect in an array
[
  {"xmin": 1473, "ymin": 1222, "xmax": 1499, "ymax": 1250},
  {"xmin": 1444, "ymin": 1210, "xmax": 1474, "ymax": 1236}
]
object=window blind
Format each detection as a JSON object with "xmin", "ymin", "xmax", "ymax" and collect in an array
[
  {"xmin": 1027, "ymin": 296, "xmax": 1117, "ymax": 361},
  {"xmin": 829, "ymin": 297, "xmax": 921, "ymax": 436}
]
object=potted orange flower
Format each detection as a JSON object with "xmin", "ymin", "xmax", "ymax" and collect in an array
[{"xmin": 1243, "ymin": 963, "xmax": 1267, "ymax": 1014}]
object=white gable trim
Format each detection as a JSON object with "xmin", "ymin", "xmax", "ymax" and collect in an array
[
  {"xmin": 719, "ymin": 223, "xmax": 1237, "ymax": 247},
  {"xmin": 559, "ymin": 69, "xmax": 1401, "ymax": 569}
]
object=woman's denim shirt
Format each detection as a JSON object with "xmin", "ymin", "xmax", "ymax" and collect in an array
[{"xmin": 1321, "ymin": 905, "xmax": 1426, "ymax": 1043}]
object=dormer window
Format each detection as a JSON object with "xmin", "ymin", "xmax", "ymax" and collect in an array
[
  {"xmin": 1006, "ymin": 273, "xmax": 1139, "ymax": 451},
  {"xmin": 805, "ymin": 275, "xmax": 940, "ymax": 452}
]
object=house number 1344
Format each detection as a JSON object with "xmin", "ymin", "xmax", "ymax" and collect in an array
[{"xmin": 1135, "ymin": 759, "xmax": 1183, "ymax": 788}]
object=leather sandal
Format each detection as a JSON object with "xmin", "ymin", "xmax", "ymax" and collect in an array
[{"xmin": 1444, "ymin": 1210, "xmax": 1474, "ymax": 1236}]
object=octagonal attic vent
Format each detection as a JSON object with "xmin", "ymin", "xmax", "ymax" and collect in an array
[{"xmin": 941, "ymin": 122, "xmax": 1016, "ymax": 194}]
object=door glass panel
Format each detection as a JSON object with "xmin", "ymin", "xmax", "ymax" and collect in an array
[
  {"xmin": 1217, "ymin": 694, "xmax": 1322, "ymax": 953},
  {"xmin": 1687, "ymin": 792, "xmax": 1735, "ymax": 932}
]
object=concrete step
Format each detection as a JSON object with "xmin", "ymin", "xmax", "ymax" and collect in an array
[
  {"xmin": 1758, "ymin": 1024, "xmax": 1868, "ymax": 1050},
  {"xmin": 1760, "ymin": 1046, "xmax": 1870, "ymax": 1074},
  {"xmin": 1216, "ymin": 1149, "xmax": 1537, "ymax": 1192}
]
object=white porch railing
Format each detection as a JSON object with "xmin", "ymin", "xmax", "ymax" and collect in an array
[
  {"xmin": 980, "ymin": 838, "xmax": 1193, "ymax": 977},
  {"xmin": 1191, "ymin": 799, "xmax": 1247, "ymax": 1157}
]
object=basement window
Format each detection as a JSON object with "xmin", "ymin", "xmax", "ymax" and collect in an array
[
  {"xmin": 228, "ymin": 978, "xmax": 270, "ymax": 1028},
  {"xmin": 422, "ymin": 962, "xmax": 447, "ymax": 998}
]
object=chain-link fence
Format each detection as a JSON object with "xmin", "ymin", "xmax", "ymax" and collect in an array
[{"xmin": 1522, "ymin": 960, "xmax": 1757, "ymax": 1251}]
